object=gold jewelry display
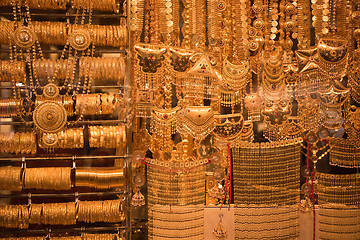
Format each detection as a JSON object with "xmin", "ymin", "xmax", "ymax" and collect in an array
[
  {"xmin": 149, "ymin": 204, "xmax": 204, "ymax": 240},
  {"xmin": 0, "ymin": 60, "xmax": 26, "ymax": 83},
  {"xmin": 89, "ymin": 125, "xmax": 126, "ymax": 150},
  {"xmin": 213, "ymin": 113, "xmax": 244, "ymax": 142},
  {"xmin": 39, "ymin": 127, "xmax": 83, "ymax": 149},
  {"xmin": 328, "ymin": 138, "xmax": 360, "ymax": 168},
  {"xmin": 175, "ymin": 54, "xmax": 220, "ymax": 102},
  {"xmin": 150, "ymin": 106, "xmax": 180, "ymax": 138},
  {"xmin": 1, "ymin": 21, "xmax": 127, "ymax": 47},
  {"xmin": 345, "ymin": 105, "xmax": 360, "ymax": 141},
  {"xmin": 75, "ymin": 167, "xmax": 125, "ymax": 189},
  {"xmin": 0, "ymin": 0, "xmax": 68, "ymax": 9},
  {"xmin": 176, "ymin": 106, "xmax": 216, "ymax": 140},
  {"xmin": 317, "ymin": 172, "xmax": 360, "ymax": 239},
  {"xmin": 79, "ymin": 57, "xmax": 126, "ymax": 84},
  {"xmin": 235, "ymin": 206, "xmax": 299, "ymax": 240},
  {"xmin": 71, "ymin": 0, "xmax": 121, "ymax": 13},
  {"xmin": 0, "ymin": 132, "xmax": 37, "ymax": 154},
  {"xmin": 0, "ymin": 166, "xmax": 22, "ymax": 191},
  {"xmin": 77, "ymin": 199, "xmax": 125, "ymax": 223},
  {"xmin": 232, "ymin": 138, "xmax": 302, "ymax": 206},
  {"xmin": 0, "ymin": 204, "xmax": 29, "ymax": 229},
  {"xmin": 23, "ymin": 167, "xmax": 72, "ymax": 190},
  {"xmin": 41, "ymin": 202, "xmax": 76, "ymax": 225},
  {"xmin": 0, "ymin": 98, "xmax": 23, "ymax": 117},
  {"xmin": 76, "ymin": 93, "xmax": 119, "ymax": 116},
  {"xmin": 134, "ymin": 43, "xmax": 166, "ymax": 91}
]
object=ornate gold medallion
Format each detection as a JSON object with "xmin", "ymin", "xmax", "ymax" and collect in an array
[
  {"xmin": 13, "ymin": 26, "xmax": 36, "ymax": 49},
  {"xmin": 69, "ymin": 30, "xmax": 91, "ymax": 51},
  {"xmin": 33, "ymin": 101, "xmax": 67, "ymax": 133},
  {"xmin": 42, "ymin": 133, "xmax": 59, "ymax": 147},
  {"xmin": 43, "ymin": 83, "xmax": 59, "ymax": 98}
]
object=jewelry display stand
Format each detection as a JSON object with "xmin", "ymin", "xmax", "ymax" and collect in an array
[{"xmin": 0, "ymin": 1, "xmax": 132, "ymax": 239}]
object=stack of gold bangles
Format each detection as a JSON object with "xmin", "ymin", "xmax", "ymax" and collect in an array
[
  {"xmin": 89, "ymin": 125, "xmax": 126, "ymax": 149},
  {"xmin": 0, "ymin": 132, "xmax": 37, "ymax": 154},
  {"xmin": 0, "ymin": 204, "xmax": 29, "ymax": 229},
  {"xmin": 0, "ymin": 234, "xmax": 122, "ymax": 239},
  {"xmin": 0, "ymin": 166, "xmax": 22, "ymax": 191},
  {"xmin": 0, "ymin": 60, "xmax": 26, "ymax": 83},
  {"xmin": 24, "ymin": 167, "xmax": 72, "ymax": 190},
  {"xmin": 77, "ymin": 199, "xmax": 125, "ymax": 223},
  {"xmin": 0, "ymin": 0, "xmax": 68, "ymax": 9},
  {"xmin": 79, "ymin": 57, "xmax": 126, "ymax": 83},
  {"xmin": 75, "ymin": 167, "xmax": 125, "ymax": 189},
  {"xmin": 0, "ymin": 166, "xmax": 125, "ymax": 191},
  {"xmin": 57, "ymin": 128, "xmax": 84, "ymax": 148},
  {"xmin": 0, "ymin": 98, "xmax": 23, "ymax": 117},
  {"xmin": 32, "ymin": 58, "xmax": 76, "ymax": 81},
  {"xmin": 71, "ymin": 0, "xmax": 121, "ymax": 12},
  {"xmin": 0, "ymin": 0, "xmax": 121, "ymax": 12},
  {"xmin": 0, "ymin": 22, "xmax": 128, "ymax": 47},
  {"xmin": 75, "ymin": 93, "xmax": 119, "ymax": 116},
  {"xmin": 0, "ymin": 199, "xmax": 125, "ymax": 228},
  {"xmin": 30, "ymin": 202, "xmax": 76, "ymax": 225}
]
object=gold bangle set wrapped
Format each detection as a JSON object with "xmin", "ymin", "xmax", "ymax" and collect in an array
[
  {"xmin": 75, "ymin": 167, "xmax": 124, "ymax": 189},
  {"xmin": 89, "ymin": 125, "xmax": 126, "ymax": 149},
  {"xmin": 0, "ymin": 60, "xmax": 26, "ymax": 83},
  {"xmin": 77, "ymin": 199, "xmax": 126, "ymax": 223},
  {"xmin": 24, "ymin": 167, "xmax": 72, "ymax": 190},
  {"xmin": 0, "ymin": 0, "xmax": 68, "ymax": 9},
  {"xmin": 75, "ymin": 93, "xmax": 119, "ymax": 116},
  {"xmin": 0, "ymin": 234, "xmax": 122, "ymax": 240},
  {"xmin": 0, "ymin": 199, "xmax": 125, "ymax": 229},
  {"xmin": 0, "ymin": 98, "xmax": 23, "ymax": 117},
  {"xmin": 0, "ymin": 21, "xmax": 127, "ymax": 47},
  {"xmin": 0, "ymin": 0, "xmax": 120, "ymax": 12},
  {"xmin": 79, "ymin": 57, "xmax": 125, "ymax": 83},
  {"xmin": 0, "ymin": 132, "xmax": 37, "ymax": 154},
  {"xmin": 0, "ymin": 166, "xmax": 22, "ymax": 191},
  {"xmin": 0, "ymin": 204, "xmax": 29, "ymax": 229},
  {"xmin": 32, "ymin": 57, "xmax": 125, "ymax": 84},
  {"xmin": 0, "ymin": 166, "xmax": 125, "ymax": 191}
]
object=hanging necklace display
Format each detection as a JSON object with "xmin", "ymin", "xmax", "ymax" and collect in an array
[
  {"xmin": 297, "ymin": 95, "xmax": 323, "ymax": 131},
  {"xmin": 318, "ymin": 81, "xmax": 349, "ymax": 130},
  {"xmin": 209, "ymin": 168, "xmax": 226, "ymax": 201},
  {"xmin": 328, "ymin": 137, "xmax": 360, "ymax": 168},
  {"xmin": 134, "ymin": 44, "xmax": 167, "ymax": 91},
  {"xmin": 169, "ymin": 47, "xmax": 194, "ymax": 74},
  {"xmin": 220, "ymin": 88, "xmax": 243, "ymax": 108},
  {"xmin": 213, "ymin": 113, "xmax": 244, "ymax": 143},
  {"xmin": 345, "ymin": 105, "xmax": 360, "ymax": 141},
  {"xmin": 220, "ymin": 58, "xmax": 251, "ymax": 91},
  {"xmin": 317, "ymin": 37, "xmax": 349, "ymax": 79},
  {"xmin": 177, "ymin": 106, "xmax": 216, "ymax": 140},
  {"xmin": 244, "ymin": 92, "xmax": 262, "ymax": 122},
  {"xmin": 150, "ymin": 106, "xmax": 180, "ymax": 138},
  {"xmin": 175, "ymin": 54, "xmax": 221, "ymax": 103},
  {"xmin": 348, "ymin": 49, "xmax": 360, "ymax": 104}
]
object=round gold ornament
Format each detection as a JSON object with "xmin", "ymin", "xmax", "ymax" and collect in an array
[
  {"xmin": 69, "ymin": 30, "xmax": 91, "ymax": 51},
  {"xmin": 13, "ymin": 26, "xmax": 36, "ymax": 49},
  {"xmin": 43, "ymin": 83, "xmax": 59, "ymax": 98},
  {"xmin": 42, "ymin": 133, "xmax": 58, "ymax": 147},
  {"xmin": 33, "ymin": 101, "xmax": 67, "ymax": 133}
]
